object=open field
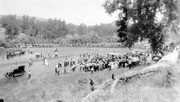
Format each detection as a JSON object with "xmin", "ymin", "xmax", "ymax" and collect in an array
[
  {"xmin": 0, "ymin": 47, "xmax": 135, "ymax": 76},
  {"xmin": 0, "ymin": 47, "xmax": 145, "ymax": 102},
  {"xmin": 0, "ymin": 47, "xmax": 180, "ymax": 102}
]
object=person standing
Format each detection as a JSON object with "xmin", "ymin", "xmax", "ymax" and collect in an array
[
  {"xmin": 109, "ymin": 61, "xmax": 114, "ymax": 70},
  {"xmin": 70, "ymin": 58, "xmax": 73, "ymax": 67},
  {"xmin": 64, "ymin": 59, "xmax": 67, "ymax": 74},
  {"xmin": 28, "ymin": 58, "xmax": 33, "ymax": 67},
  {"xmin": 55, "ymin": 64, "xmax": 58, "ymax": 75},
  {"xmin": 64, "ymin": 66, "xmax": 67, "ymax": 74},
  {"xmin": 89, "ymin": 79, "xmax": 95, "ymax": 91},
  {"xmin": 128, "ymin": 58, "xmax": 132, "ymax": 69},
  {"xmin": 72, "ymin": 58, "xmax": 76, "ymax": 65},
  {"xmin": 71, "ymin": 64, "xmax": 76, "ymax": 72},
  {"xmin": 43, "ymin": 56, "xmax": 45, "ymax": 64},
  {"xmin": 48, "ymin": 52, "xmax": 52, "ymax": 58},
  {"xmin": 147, "ymin": 53, "xmax": 152, "ymax": 65},
  {"xmin": 45, "ymin": 58, "xmax": 49, "ymax": 67},
  {"xmin": 57, "ymin": 67, "xmax": 60, "ymax": 75},
  {"xmin": 91, "ymin": 66, "xmax": 94, "ymax": 75},
  {"xmin": 54, "ymin": 48, "xmax": 58, "ymax": 58},
  {"xmin": 112, "ymin": 74, "xmax": 115, "ymax": 80},
  {"xmin": 55, "ymin": 52, "xmax": 58, "ymax": 58},
  {"xmin": 58, "ymin": 61, "xmax": 62, "ymax": 68},
  {"xmin": 58, "ymin": 61, "xmax": 62, "ymax": 75},
  {"xmin": 28, "ymin": 70, "xmax": 31, "ymax": 79}
]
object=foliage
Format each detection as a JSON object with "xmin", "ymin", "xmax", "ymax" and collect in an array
[
  {"xmin": 88, "ymin": 23, "xmax": 117, "ymax": 37},
  {"xmin": 58, "ymin": 33, "xmax": 118, "ymax": 45},
  {"xmin": 1, "ymin": 15, "xmax": 20, "ymax": 40},
  {"xmin": 103, "ymin": 0, "xmax": 178, "ymax": 52},
  {"xmin": 0, "ymin": 15, "xmax": 117, "ymax": 43}
]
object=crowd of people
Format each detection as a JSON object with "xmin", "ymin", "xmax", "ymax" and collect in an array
[
  {"xmin": 51, "ymin": 43, "xmax": 175, "ymax": 76},
  {"xmin": 51, "ymin": 51, "xmax": 151, "ymax": 75},
  {"xmin": 1, "ymin": 42, "xmax": 176, "ymax": 94},
  {"xmin": 48, "ymin": 43, "xmax": 175, "ymax": 91},
  {"xmin": 7, "ymin": 42, "xmax": 175, "ymax": 79}
]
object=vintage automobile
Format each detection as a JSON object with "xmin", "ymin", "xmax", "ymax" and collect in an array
[{"xmin": 4, "ymin": 65, "xmax": 26, "ymax": 78}]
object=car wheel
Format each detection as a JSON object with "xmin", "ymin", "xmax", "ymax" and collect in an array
[{"xmin": 4, "ymin": 74, "xmax": 8, "ymax": 78}]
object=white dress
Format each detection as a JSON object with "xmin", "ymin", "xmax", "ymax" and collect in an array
[
  {"xmin": 45, "ymin": 59, "xmax": 49, "ymax": 66},
  {"xmin": 110, "ymin": 62, "xmax": 115, "ymax": 69}
]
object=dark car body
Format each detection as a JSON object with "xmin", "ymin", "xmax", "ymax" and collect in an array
[{"xmin": 5, "ymin": 65, "xmax": 26, "ymax": 78}]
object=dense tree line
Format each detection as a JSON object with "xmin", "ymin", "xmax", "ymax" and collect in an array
[
  {"xmin": 0, "ymin": 15, "xmax": 117, "ymax": 42},
  {"xmin": 1, "ymin": 15, "xmax": 20, "ymax": 40},
  {"xmin": 103, "ymin": 0, "xmax": 179, "ymax": 52}
]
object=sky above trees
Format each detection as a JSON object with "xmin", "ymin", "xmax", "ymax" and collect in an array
[{"xmin": 0, "ymin": 0, "xmax": 118, "ymax": 26}]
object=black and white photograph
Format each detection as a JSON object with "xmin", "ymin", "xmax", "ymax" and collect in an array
[{"xmin": 0, "ymin": 0, "xmax": 180, "ymax": 102}]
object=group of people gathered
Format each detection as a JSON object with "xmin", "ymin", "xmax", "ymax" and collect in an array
[
  {"xmin": 54, "ymin": 58, "xmax": 76, "ymax": 75},
  {"xmin": 52, "ymin": 51, "xmax": 152, "ymax": 75},
  {"xmin": 26, "ymin": 42, "xmax": 176, "ymax": 76},
  {"xmin": 53, "ymin": 43, "xmax": 175, "ymax": 75}
]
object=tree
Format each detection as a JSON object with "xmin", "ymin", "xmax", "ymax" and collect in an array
[
  {"xmin": 77, "ymin": 23, "xmax": 88, "ymax": 35},
  {"xmin": 21, "ymin": 15, "xmax": 30, "ymax": 31},
  {"xmin": 1, "ymin": 15, "xmax": 20, "ymax": 40},
  {"xmin": 0, "ymin": 14, "xmax": 119, "ymax": 44},
  {"xmin": 66, "ymin": 23, "xmax": 78, "ymax": 35},
  {"xmin": 103, "ymin": 0, "xmax": 178, "ymax": 52},
  {"xmin": 5, "ymin": 24, "xmax": 19, "ymax": 40}
]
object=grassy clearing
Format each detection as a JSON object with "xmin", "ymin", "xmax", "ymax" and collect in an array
[
  {"xmin": 0, "ymin": 47, "xmax": 139, "ymax": 102},
  {"xmin": 0, "ymin": 68, "xmax": 137, "ymax": 102}
]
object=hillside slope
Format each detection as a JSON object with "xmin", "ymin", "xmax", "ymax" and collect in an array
[{"xmin": 81, "ymin": 49, "xmax": 180, "ymax": 102}]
